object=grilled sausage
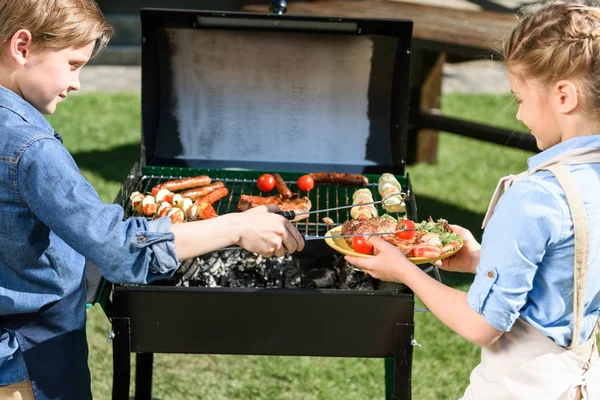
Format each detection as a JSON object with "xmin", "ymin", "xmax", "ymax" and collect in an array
[
  {"xmin": 178, "ymin": 182, "xmax": 225, "ymax": 200},
  {"xmin": 196, "ymin": 187, "xmax": 229, "ymax": 205},
  {"xmin": 310, "ymin": 172, "xmax": 368, "ymax": 187},
  {"xmin": 151, "ymin": 175, "xmax": 211, "ymax": 196},
  {"xmin": 272, "ymin": 173, "xmax": 292, "ymax": 199}
]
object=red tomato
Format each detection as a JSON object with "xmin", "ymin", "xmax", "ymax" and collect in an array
[
  {"xmin": 297, "ymin": 174, "xmax": 315, "ymax": 191},
  {"xmin": 412, "ymin": 245, "xmax": 442, "ymax": 258},
  {"xmin": 257, "ymin": 174, "xmax": 276, "ymax": 192},
  {"xmin": 396, "ymin": 219, "xmax": 416, "ymax": 240},
  {"xmin": 352, "ymin": 236, "xmax": 373, "ymax": 254}
]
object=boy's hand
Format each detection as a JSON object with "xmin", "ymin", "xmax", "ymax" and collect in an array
[
  {"xmin": 344, "ymin": 236, "xmax": 416, "ymax": 283},
  {"xmin": 236, "ymin": 205, "xmax": 305, "ymax": 257},
  {"xmin": 433, "ymin": 224, "xmax": 480, "ymax": 274}
]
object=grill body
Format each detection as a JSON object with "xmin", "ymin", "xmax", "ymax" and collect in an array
[{"xmin": 88, "ymin": 9, "xmax": 418, "ymax": 400}]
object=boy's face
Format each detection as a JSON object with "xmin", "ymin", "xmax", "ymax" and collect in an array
[{"xmin": 18, "ymin": 41, "xmax": 95, "ymax": 114}]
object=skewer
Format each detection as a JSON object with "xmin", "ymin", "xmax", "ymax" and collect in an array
[{"xmin": 275, "ymin": 192, "xmax": 407, "ymax": 220}]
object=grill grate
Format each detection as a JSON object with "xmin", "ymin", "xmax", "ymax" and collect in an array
[{"xmin": 124, "ymin": 169, "xmax": 412, "ymax": 238}]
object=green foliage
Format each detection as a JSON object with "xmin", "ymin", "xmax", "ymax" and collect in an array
[{"xmin": 49, "ymin": 92, "xmax": 530, "ymax": 399}]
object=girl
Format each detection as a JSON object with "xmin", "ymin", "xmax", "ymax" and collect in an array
[
  {"xmin": 0, "ymin": 1, "xmax": 304, "ymax": 399},
  {"xmin": 347, "ymin": 1, "xmax": 600, "ymax": 398}
]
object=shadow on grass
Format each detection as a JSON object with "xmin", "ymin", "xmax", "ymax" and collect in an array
[
  {"xmin": 415, "ymin": 193, "xmax": 485, "ymax": 289},
  {"xmin": 71, "ymin": 143, "xmax": 140, "ymax": 183}
]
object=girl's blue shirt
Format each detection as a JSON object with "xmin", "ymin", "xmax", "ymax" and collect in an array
[
  {"xmin": 0, "ymin": 87, "xmax": 179, "ymax": 386},
  {"xmin": 468, "ymin": 135, "xmax": 600, "ymax": 347}
]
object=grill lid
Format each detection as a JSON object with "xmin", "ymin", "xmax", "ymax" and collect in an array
[{"xmin": 140, "ymin": 9, "xmax": 412, "ymax": 174}]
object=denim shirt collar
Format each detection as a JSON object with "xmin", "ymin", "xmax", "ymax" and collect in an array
[
  {"xmin": 527, "ymin": 135, "xmax": 600, "ymax": 170},
  {"xmin": 0, "ymin": 86, "xmax": 57, "ymax": 139}
]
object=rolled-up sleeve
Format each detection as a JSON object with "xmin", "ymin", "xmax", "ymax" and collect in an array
[
  {"xmin": 467, "ymin": 179, "xmax": 564, "ymax": 331},
  {"xmin": 15, "ymin": 136, "xmax": 179, "ymax": 284}
]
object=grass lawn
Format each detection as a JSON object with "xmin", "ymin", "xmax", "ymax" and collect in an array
[{"xmin": 48, "ymin": 92, "xmax": 532, "ymax": 399}]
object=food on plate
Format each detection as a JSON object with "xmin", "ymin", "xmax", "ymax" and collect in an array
[
  {"xmin": 352, "ymin": 236, "xmax": 373, "ymax": 254},
  {"xmin": 272, "ymin": 173, "xmax": 292, "ymax": 199},
  {"xmin": 179, "ymin": 181, "xmax": 225, "ymax": 200},
  {"xmin": 256, "ymin": 173, "xmax": 276, "ymax": 192},
  {"xmin": 396, "ymin": 219, "xmax": 416, "ymax": 240},
  {"xmin": 297, "ymin": 174, "xmax": 315, "ymax": 192},
  {"xmin": 196, "ymin": 187, "xmax": 229, "ymax": 205},
  {"xmin": 350, "ymin": 188, "xmax": 378, "ymax": 220},
  {"xmin": 237, "ymin": 195, "xmax": 312, "ymax": 222},
  {"xmin": 150, "ymin": 175, "xmax": 211, "ymax": 196},
  {"xmin": 309, "ymin": 172, "xmax": 368, "ymax": 187},
  {"xmin": 378, "ymin": 173, "xmax": 405, "ymax": 213},
  {"xmin": 341, "ymin": 217, "xmax": 462, "ymax": 257}
]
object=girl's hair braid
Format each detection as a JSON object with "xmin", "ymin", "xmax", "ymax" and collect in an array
[{"xmin": 503, "ymin": 0, "xmax": 600, "ymax": 109}]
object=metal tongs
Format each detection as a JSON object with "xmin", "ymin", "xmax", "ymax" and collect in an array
[{"xmin": 275, "ymin": 191, "xmax": 408, "ymax": 221}]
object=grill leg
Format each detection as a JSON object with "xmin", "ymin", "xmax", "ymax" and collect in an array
[
  {"xmin": 388, "ymin": 323, "xmax": 413, "ymax": 400},
  {"xmin": 112, "ymin": 318, "xmax": 131, "ymax": 400},
  {"xmin": 134, "ymin": 353, "xmax": 154, "ymax": 400}
]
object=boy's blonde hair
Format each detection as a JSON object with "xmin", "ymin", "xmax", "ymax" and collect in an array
[
  {"xmin": 0, "ymin": 0, "xmax": 113, "ymax": 59},
  {"xmin": 503, "ymin": 1, "xmax": 600, "ymax": 108}
]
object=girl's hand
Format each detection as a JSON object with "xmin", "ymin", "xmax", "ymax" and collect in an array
[
  {"xmin": 433, "ymin": 224, "xmax": 480, "ymax": 274},
  {"xmin": 344, "ymin": 236, "xmax": 417, "ymax": 283}
]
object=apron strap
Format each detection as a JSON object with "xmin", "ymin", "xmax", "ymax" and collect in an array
[
  {"xmin": 542, "ymin": 164, "xmax": 590, "ymax": 349},
  {"xmin": 482, "ymin": 148, "xmax": 600, "ymax": 229}
]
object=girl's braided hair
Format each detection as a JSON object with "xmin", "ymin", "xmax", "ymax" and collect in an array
[
  {"xmin": 503, "ymin": 0, "xmax": 600, "ymax": 108},
  {"xmin": 0, "ymin": 0, "xmax": 113, "ymax": 59}
]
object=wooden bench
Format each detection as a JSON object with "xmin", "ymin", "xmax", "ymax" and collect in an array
[{"xmin": 243, "ymin": 0, "xmax": 539, "ymax": 163}]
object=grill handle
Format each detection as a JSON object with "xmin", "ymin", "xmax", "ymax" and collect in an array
[{"xmin": 276, "ymin": 210, "xmax": 296, "ymax": 220}]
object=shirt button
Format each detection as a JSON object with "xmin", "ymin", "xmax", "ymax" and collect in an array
[
  {"xmin": 487, "ymin": 270, "xmax": 495, "ymax": 279},
  {"xmin": 136, "ymin": 235, "xmax": 147, "ymax": 244}
]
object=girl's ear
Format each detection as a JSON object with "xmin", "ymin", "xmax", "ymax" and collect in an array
[
  {"xmin": 553, "ymin": 80, "xmax": 579, "ymax": 114},
  {"xmin": 9, "ymin": 29, "xmax": 33, "ymax": 66}
]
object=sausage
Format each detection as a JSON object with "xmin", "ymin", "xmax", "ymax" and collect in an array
[
  {"xmin": 196, "ymin": 187, "xmax": 229, "ymax": 205},
  {"xmin": 309, "ymin": 173, "xmax": 368, "ymax": 187},
  {"xmin": 272, "ymin": 173, "xmax": 292, "ymax": 199},
  {"xmin": 178, "ymin": 182, "xmax": 225, "ymax": 200},
  {"xmin": 151, "ymin": 175, "xmax": 211, "ymax": 196}
]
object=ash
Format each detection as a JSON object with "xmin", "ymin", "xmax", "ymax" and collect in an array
[{"xmin": 168, "ymin": 250, "xmax": 376, "ymax": 290}]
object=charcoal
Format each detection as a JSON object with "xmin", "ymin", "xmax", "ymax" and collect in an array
[
  {"xmin": 161, "ymin": 247, "xmax": 377, "ymax": 291},
  {"xmin": 305, "ymin": 268, "xmax": 338, "ymax": 288}
]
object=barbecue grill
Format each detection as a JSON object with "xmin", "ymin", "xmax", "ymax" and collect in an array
[{"xmin": 84, "ymin": 8, "xmax": 427, "ymax": 400}]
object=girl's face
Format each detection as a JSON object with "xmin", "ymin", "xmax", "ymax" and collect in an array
[
  {"xmin": 507, "ymin": 70, "xmax": 561, "ymax": 151},
  {"xmin": 17, "ymin": 41, "xmax": 94, "ymax": 115}
]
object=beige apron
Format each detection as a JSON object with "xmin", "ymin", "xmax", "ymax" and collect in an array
[{"xmin": 461, "ymin": 148, "xmax": 600, "ymax": 400}]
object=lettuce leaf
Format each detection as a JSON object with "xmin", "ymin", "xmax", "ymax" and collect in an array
[{"xmin": 416, "ymin": 218, "xmax": 463, "ymax": 247}]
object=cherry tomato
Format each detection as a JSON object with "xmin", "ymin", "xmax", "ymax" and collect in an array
[
  {"xmin": 352, "ymin": 236, "xmax": 373, "ymax": 255},
  {"xmin": 396, "ymin": 219, "xmax": 416, "ymax": 240},
  {"xmin": 257, "ymin": 174, "xmax": 276, "ymax": 192},
  {"xmin": 296, "ymin": 174, "xmax": 315, "ymax": 191}
]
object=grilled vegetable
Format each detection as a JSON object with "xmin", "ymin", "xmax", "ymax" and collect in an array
[
  {"xmin": 256, "ymin": 174, "xmax": 276, "ymax": 192},
  {"xmin": 350, "ymin": 188, "xmax": 377, "ymax": 220},
  {"xmin": 297, "ymin": 174, "xmax": 314, "ymax": 191},
  {"xmin": 378, "ymin": 173, "xmax": 405, "ymax": 213}
]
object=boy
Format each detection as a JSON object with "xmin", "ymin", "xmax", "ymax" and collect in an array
[{"xmin": 0, "ymin": 1, "xmax": 304, "ymax": 399}]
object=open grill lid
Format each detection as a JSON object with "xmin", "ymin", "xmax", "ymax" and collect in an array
[{"xmin": 140, "ymin": 9, "xmax": 413, "ymax": 174}]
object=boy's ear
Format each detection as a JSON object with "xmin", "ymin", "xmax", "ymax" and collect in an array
[
  {"xmin": 9, "ymin": 29, "xmax": 34, "ymax": 65},
  {"xmin": 553, "ymin": 80, "xmax": 579, "ymax": 114}
]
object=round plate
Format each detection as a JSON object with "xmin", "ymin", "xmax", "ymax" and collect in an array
[{"xmin": 324, "ymin": 226, "xmax": 463, "ymax": 265}]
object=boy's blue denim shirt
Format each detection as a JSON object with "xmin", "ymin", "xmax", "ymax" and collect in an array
[{"xmin": 0, "ymin": 87, "xmax": 179, "ymax": 386}]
